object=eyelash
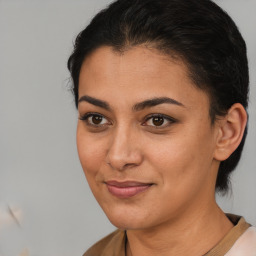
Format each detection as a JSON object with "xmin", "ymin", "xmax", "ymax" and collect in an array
[
  {"xmin": 142, "ymin": 114, "xmax": 177, "ymax": 128},
  {"xmin": 79, "ymin": 113, "xmax": 177, "ymax": 129},
  {"xmin": 79, "ymin": 112, "xmax": 111, "ymax": 127}
]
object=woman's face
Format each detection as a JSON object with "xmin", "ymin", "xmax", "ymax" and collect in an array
[{"xmin": 77, "ymin": 46, "xmax": 220, "ymax": 230}]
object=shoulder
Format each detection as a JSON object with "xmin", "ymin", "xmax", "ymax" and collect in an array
[
  {"xmin": 225, "ymin": 226, "xmax": 256, "ymax": 256},
  {"xmin": 83, "ymin": 229, "xmax": 126, "ymax": 256},
  {"xmin": 206, "ymin": 214, "xmax": 255, "ymax": 256}
]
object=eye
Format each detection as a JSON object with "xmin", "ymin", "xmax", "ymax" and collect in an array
[
  {"xmin": 142, "ymin": 114, "xmax": 176, "ymax": 128},
  {"xmin": 79, "ymin": 113, "xmax": 110, "ymax": 127}
]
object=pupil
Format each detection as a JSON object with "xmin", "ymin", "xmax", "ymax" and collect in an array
[
  {"xmin": 92, "ymin": 115, "xmax": 102, "ymax": 124},
  {"xmin": 153, "ymin": 117, "xmax": 164, "ymax": 126}
]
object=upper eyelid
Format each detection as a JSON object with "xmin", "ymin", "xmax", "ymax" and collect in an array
[
  {"xmin": 144, "ymin": 113, "xmax": 177, "ymax": 122},
  {"xmin": 79, "ymin": 112, "xmax": 105, "ymax": 119}
]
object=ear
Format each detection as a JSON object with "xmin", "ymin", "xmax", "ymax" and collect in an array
[{"xmin": 214, "ymin": 103, "xmax": 247, "ymax": 161}]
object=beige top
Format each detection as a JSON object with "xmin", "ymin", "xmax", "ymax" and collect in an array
[{"xmin": 84, "ymin": 214, "xmax": 256, "ymax": 256}]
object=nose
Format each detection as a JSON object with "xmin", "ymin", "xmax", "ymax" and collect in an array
[{"xmin": 106, "ymin": 126, "xmax": 143, "ymax": 171}]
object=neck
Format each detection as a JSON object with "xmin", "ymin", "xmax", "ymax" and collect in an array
[{"xmin": 126, "ymin": 202, "xmax": 233, "ymax": 256}]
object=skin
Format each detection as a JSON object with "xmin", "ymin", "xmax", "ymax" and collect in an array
[{"xmin": 77, "ymin": 46, "xmax": 246, "ymax": 255}]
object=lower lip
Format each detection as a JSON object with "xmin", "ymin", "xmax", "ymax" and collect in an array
[{"xmin": 106, "ymin": 184, "xmax": 152, "ymax": 198}]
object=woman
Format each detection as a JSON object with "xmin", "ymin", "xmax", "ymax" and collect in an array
[{"xmin": 68, "ymin": 0, "xmax": 256, "ymax": 255}]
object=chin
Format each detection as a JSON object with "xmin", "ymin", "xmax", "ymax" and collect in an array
[
  {"xmin": 103, "ymin": 206, "xmax": 153, "ymax": 230},
  {"xmin": 109, "ymin": 217, "xmax": 145, "ymax": 230}
]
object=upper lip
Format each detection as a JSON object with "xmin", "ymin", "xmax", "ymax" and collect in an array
[{"xmin": 105, "ymin": 180, "xmax": 153, "ymax": 187}]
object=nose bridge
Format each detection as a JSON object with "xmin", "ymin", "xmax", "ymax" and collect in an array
[{"xmin": 106, "ymin": 123, "xmax": 142, "ymax": 170}]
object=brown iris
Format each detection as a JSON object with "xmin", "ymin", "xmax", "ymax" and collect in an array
[
  {"xmin": 152, "ymin": 116, "xmax": 164, "ymax": 126},
  {"xmin": 92, "ymin": 115, "xmax": 103, "ymax": 125}
]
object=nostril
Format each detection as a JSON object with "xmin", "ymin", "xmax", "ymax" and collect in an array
[
  {"xmin": 123, "ymin": 163, "xmax": 137, "ymax": 169},
  {"xmin": 106, "ymin": 156, "xmax": 141, "ymax": 171}
]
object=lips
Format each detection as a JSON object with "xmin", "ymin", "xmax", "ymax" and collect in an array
[{"xmin": 105, "ymin": 180, "xmax": 153, "ymax": 198}]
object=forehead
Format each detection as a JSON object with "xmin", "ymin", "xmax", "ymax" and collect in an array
[
  {"xmin": 78, "ymin": 46, "xmax": 210, "ymax": 111},
  {"xmin": 80, "ymin": 46, "xmax": 187, "ymax": 86}
]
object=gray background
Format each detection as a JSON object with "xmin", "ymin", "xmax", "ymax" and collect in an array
[{"xmin": 0, "ymin": 0, "xmax": 255, "ymax": 255}]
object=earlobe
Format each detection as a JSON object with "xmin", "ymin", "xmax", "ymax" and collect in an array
[{"xmin": 214, "ymin": 103, "xmax": 247, "ymax": 161}]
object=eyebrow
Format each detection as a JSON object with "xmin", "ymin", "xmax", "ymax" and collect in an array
[
  {"xmin": 133, "ymin": 97, "xmax": 185, "ymax": 111},
  {"xmin": 78, "ymin": 95, "xmax": 184, "ymax": 111},
  {"xmin": 78, "ymin": 95, "xmax": 111, "ymax": 110}
]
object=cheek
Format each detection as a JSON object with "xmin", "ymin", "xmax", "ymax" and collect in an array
[
  {"xmin": 145, "ymin": 127, "xmax": 215, "ymax": 188},
  {"xmin": 148, "ymin": 142, "xmax": 196, "ymax": 186},
  {"xmin": 145, "ymin": 133, "xmax": 197, "ymax": 168},
  {"xmin": 76, "ymin": 127, "xmax": 106, "ymax": 178}
]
